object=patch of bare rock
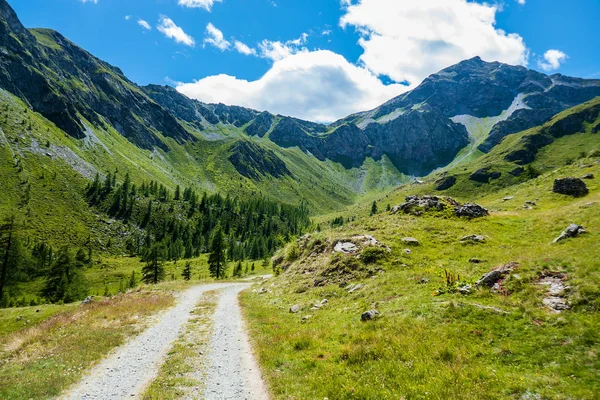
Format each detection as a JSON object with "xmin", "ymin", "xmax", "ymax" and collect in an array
[{"xmin": 391, "ymin": 195, "xmax": 489, "ymax": 218}]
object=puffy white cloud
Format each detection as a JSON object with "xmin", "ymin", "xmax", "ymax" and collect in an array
[
  {"xmin": 177, "ymin": 50, "xmax": 408, "ymax": 122},
  {"xmin": 340, "ymin": 0, "xmax": 528, "ymax": 85},
  {"xmin": 178, "ymin": 0, "xmax": 222, "ymax": 11},
  {"xmin": 80, "ymin": 0, "xmax": 98, "ymax": 3},
  {"xmin": 157, "ymin": 16, "xmax": 195, "ymax": 47},
  {"xmin": 516, "ymin": 0, "xmax": 526, "ymax": 4},
  {"xmin": 257, "ymin": 33, "xmax": 309, "ymax": 61},
  {"xmin": 204, "ymin": 23, "xmax": 231, "ymax": 51},
  {"xmin": 138, "ymin": 19, "xmax": 151, "ymax": 30},
  {"xmin": 234, "ymin": 40, "xmax": 257, "ymax": 56},
  {"xmin": 538, "ymin": 49, "xmax": 568, "ymax": 71}
]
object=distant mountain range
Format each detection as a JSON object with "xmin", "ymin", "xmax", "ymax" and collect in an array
[{"xmin": 1, "ymin": 0, "xmax": 600, "ymax": 179}]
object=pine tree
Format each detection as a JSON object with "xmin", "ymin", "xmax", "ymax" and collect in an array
[
  {"xmin": 233, "ymin": 261, "xmax": 243, "ymax": 277},
  {"xmin": 182, "ymin": 261, "xmax": 192, "ymax": 281},
  {"xmin": 43, "ymin": 246, "xmax": 88, "ymax": 303},
  {"xmin": 142, "ymin": 244, "xmax": 166, "ymax": 284},
  {"xmin": 174, "ymin": 185, "xmax": 181, "ymax": 201},
  {"xmin": 0, "ymin": 217, "xmax": 24, "ymax": 303},
  {"xmin": 370, "ymin": 201, "xmax": 378, "ymax": 216},
  {"xmin": 208, "ymin": 224, "xmax": 227, "ymax": 279},
  {"xmin": 128, "ymin": 270, "xmax": 138, "ymax": 289}
]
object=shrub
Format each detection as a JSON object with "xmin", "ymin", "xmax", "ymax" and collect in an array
[
  {"xmin": 360, "ymin": 247, "xmax": 387, "ymax": 264},
  {"xmin": 286, "ymin": 243, "xmax": 300, "ymax": 262}
]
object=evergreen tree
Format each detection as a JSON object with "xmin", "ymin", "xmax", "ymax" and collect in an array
[
  {"xmin": 128, "ymin": 270, "xmax": 138, "ymax": 289},
  {"xmin": 43, "ymin": 246, "xmax": 88, "ymax": 303},
  {"xmin": 142, "ymin": 244, "xmax": 166, "ymax": 284},
  {"xmin": 0, "ymin": 217, "xmax": 24, "ymax": 304},
  {"xmin": 252, "ymin": 262, "xmax": 256, "ymax": 272},
  {"xmin": 233, "ymin": 261, "xmax": 243, "ymax": 277},
  {"xmin": 208, "ymin": 224, "xmax": 227, "ymax": 279},
  {"xmin": 370, "ymin": 201, "xmax": 378, "ymax": 216},
  {"xmin": 182, "ymin": 261, "xmax": 192, "ymax": 281},
  {"xmin": 174, "ymin": 185, "xmax": 181, "ymax": 201}
]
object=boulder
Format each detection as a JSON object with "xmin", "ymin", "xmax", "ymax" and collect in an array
[
  {"xmin": 581, "ymin": 173, "xmax": 594, "ymax": 180},
  {"xmin": 289, "ymin": 304, "xmax": 300, "ymax": 313},
  {"xmin": 400, "ymin": 195, "xmax": 446, "ymax": 213},
  {"xmin": 454, "ymin": 203, "xmax": 489, "ymax": 218},
  {"xmin": 348, "ymin": 283, "xmax": 364, "ymax": 293},
  {"xmin": 401, "ymin": 237, "xmax": 420, "ymax": 246},
  {"xmin": 361, "ymin": 309, "xmax": 379, "ymax": 322},
  {"xmin": 502, "ymin": 196, "xmax": 515, "ymax": 202},
  {"xmin": 334, "ymin": 242, "xmax": 358, "ymax": 254},
  {"xmin": 460, "ymin": 235, "xmax": 486, "ymax": 243},
  {"xmin": 553, "ymin": 224, "xmax": 586, "ymax": 243},
  {"xmin": 476, "ymin": 262, "xmax": 518, "ymax": 288},
  {"xmin": 81, "ymin": 296, "xmax": 94, "ymax": 305},
  {"xmin": 403, "ymin": 248, "xmax": 413, "ymax": 255},
  {"xmin": 552, "ymin": 177, "xmax": 589, "ymax": 197},
  {"xmin": 469, "ymin": 258, "xmax": 484, "ymax": 264}
]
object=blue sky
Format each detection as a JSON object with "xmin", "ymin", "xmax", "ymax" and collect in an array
[{"xmin": 10, "ymin": 0, "xmax": 600, "ymax": 122}]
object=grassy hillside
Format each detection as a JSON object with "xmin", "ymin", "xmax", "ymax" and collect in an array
[{"xmin": 241, "ymin": 100, "xmax": 600, "ymax": 399}]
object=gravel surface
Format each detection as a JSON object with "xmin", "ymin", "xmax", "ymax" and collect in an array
[
  {"xmin": 203, "ymin": 285, "xmax": 269, "ymax": 400},
  {"xmin": 61, "ymin": 283, "xmax": 248, "ymax": 400}
]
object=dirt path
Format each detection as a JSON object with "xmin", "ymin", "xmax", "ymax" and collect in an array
[
  {"xmin": 203, "ymin": 285, "xmax": 269, "ymax": 400},
  {"xmin": 62, "ymin": 282, "xmax": 268, "ymax": 400}
]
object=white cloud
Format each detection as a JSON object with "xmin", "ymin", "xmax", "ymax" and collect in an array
[
  {"xmin": 138, "ymin": 19, "xmax": 151, "ymax": 30},
  {"xmin": 157, "ymin": 16, "xmax": 195, "ymax": 47},
  {"xmin": 516, "ymin": 0, "xmax": 526, "ymax": 4},
  {"xmin": 125, "ymin": 15, "xmax": 131, "ymax": 20},
  {"xmin": 204, "ymin": 23, "xmax": 231, "ymax": 51},
  {"xmin": 177, "ymin": 50, "xmax": 408, "ymax": 122},
  {"xmin": 257, "ymin": 33, "xmax": 309, "ymax": 61},
  {"xmin": 81, "ymin": 0, "xmax": 98, "ymax": 3},
  {"xmin": 178, "ymin": 0, "xmax": 222, "ymax": 11},
  {"xmin": 234, "ymin": 40, "xmax": 257, "ymax": 56},
  {"xmin": 340, "ymin": 0, "xmax": 528, "ymax": 85},
  {"xmin": 538, "ymin": 49, "xmax": 568, "ymax": 71}
]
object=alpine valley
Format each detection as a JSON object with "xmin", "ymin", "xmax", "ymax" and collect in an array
[{"xmin": 1, "ymin": 0, "xmax": 600, "ymax": 399}]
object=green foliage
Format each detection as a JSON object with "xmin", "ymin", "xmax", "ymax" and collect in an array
[
  {"xmin": 370, "ymin": 201, "xmax": 378, "ymax": 216},
  {"xmin": 42, "ymin": 246, "xmax": 88, "ymax": 303},
  {"xmin": 286, "ymin": 242, "xmax": 300, "ymax": 263},
  {"xmin": 208, "ymin": 224, "xmax": 227, "ymax": 279},
  {"xmin": 182, "ymin": 261, "xmax": 192, "ymax": 281},
  {"xmin": 141, "ymin": 244, "xmax": 166, "ymax": 284},
  {"xmin": 360, "ymin": 247, "xmax": 387, "ymax": 264}
]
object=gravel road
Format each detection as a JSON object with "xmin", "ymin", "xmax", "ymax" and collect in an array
[
  {"xmin": 62, "ymin": 282, "xmax": 268, "ymax": 400},
  {"xmin": 203, "ymin": 285, "xmax": 269, "ymax": 400}
]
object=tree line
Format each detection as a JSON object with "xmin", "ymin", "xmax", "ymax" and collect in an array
[{"xmin": 0, "ymin": 172, "xmax": 310, "ymax": 306}]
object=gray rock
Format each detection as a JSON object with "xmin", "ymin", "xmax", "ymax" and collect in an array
[
  {"xmin": 82, "ymin": 296, "xmax": 94, "ymax": 304},
  {"xmin": 401, "ymin": 237, "xmax": 420, "ymax": 246},
  {"xmin": 469, "ymin": 258, "xmax": 484, "ymax": 264},
  {"xmin": 391, "ymin": 205, "xmax": 402, "ymax": 214},
  {"xmin": 553, "ymin": 224, "xmax": 586, "ymax": 243},
  {"xmin": 458, "ymin": 284, "xmax": 472, "ymax": 294},
  {"xmin": 403, "ymin": 248, "xmax": 413, "ymax": 255},
  {"xmin": 454, "ymin": 203, "xmax": 489, "ymax": 218},
  {"xmin": 553, "ymin": 178, "xmax": 589, "ymax": 197},
  {"xmin": 334, "ymin": 242, "xmax": 358, "ymax": 254},
  {"xmin": 542, "ymin": 297, "xmax": 570, "ymax": 312},
  {"xmin": 301, "ymin": 315, "xmax": 312, "ymax": 321},
  {"xmin": 476, "ymin": 262, "xmax": 518, "ymax": 287},
  {"xmin": 361, "ymin": 309, "xmax": 379, "ymax": 322},
  {"xmin": 289, "ymin": 304, "xmax": 300, "ymax": 313},
  {"xmin": 502, "ymin": 196, "xmax": 515, "ymax": 202},
  {"xmin": 581, "ymin": 173, "xmax": 594, "ymax": 180},
  {"xmin": 460, "ymin": 234, "xmax": 486, "ymax": 243},
  {"xmin": 348, "ymin": 283, "xmax": 364, "ymax": 293}
]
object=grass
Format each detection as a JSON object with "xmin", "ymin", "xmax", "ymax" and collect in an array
[
  {"xmin": 0, "ymin": 289, "xmax": 174, "ymax": 399},
  {"xmin": 143, "ymin": 290, "xmax": 219, "ymax": 399},
  {"xmin": 241, "ymin": 155, "xmax": 600, "ymax": 399}
]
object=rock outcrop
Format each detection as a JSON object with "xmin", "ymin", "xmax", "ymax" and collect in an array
[{"xmin": 552, "ymin": 178, "xmax": 589, "ymax": 197}]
